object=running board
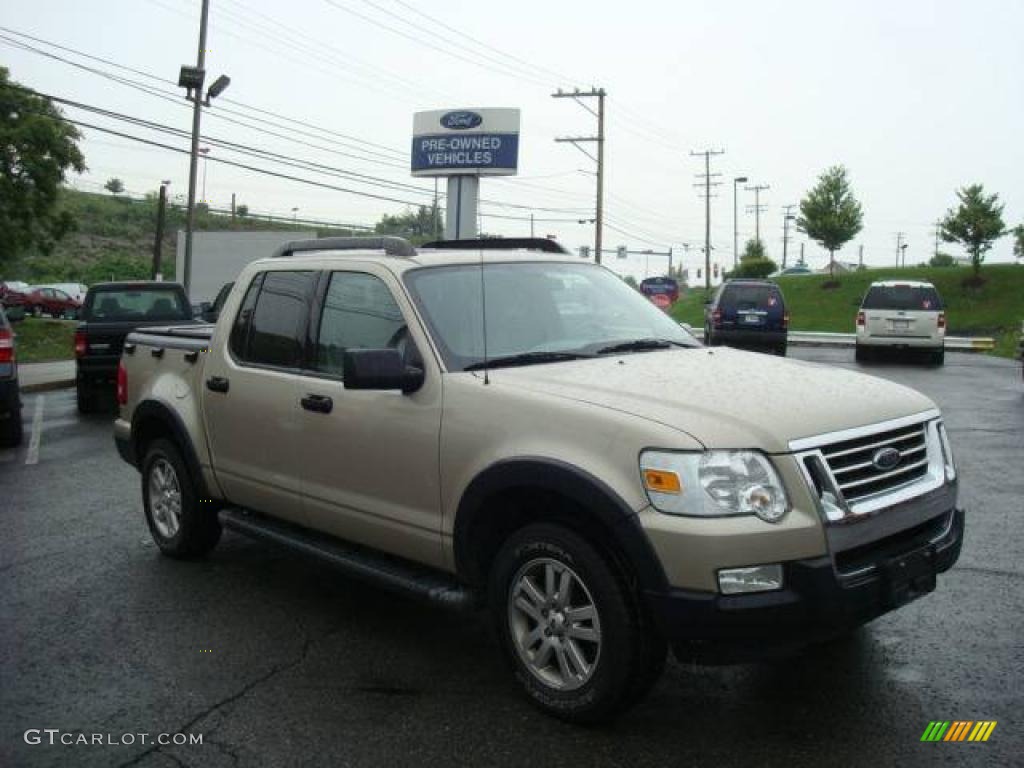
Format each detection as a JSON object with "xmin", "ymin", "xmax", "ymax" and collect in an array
[{"xmin": 219, "ymin": 508, "xmax": 479, "ymax": 612}]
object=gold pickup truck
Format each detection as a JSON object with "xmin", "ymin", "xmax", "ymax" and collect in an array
[{"xmin": 113, "ymin": 237, "xmax": 964, "ymax": 723}]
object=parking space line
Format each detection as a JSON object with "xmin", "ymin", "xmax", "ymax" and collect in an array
[{"xmin": 25, "ymin": 395, "xmax": 45, "ymax": 466}]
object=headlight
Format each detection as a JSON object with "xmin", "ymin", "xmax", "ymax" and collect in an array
[{"xmin": 640, "ymin": 450, "xmax": 789, "ymax": 522}]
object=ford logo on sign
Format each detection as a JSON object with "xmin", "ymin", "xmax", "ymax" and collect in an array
[
  {"xmin": 871, "ymin": 447, "xmax": 902, "ymax": 472},
  {"xmin": 441, "ymin": 111, "xmax": 483, "ymax": 130}
]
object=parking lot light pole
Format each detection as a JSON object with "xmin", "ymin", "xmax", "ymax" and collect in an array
[
  {"xmin": 179, "ymin": 0, "xmax": 231, "ymax": 297},
  {"xmin": 733, "ymin": 176, "xmax": 748, "ymax": 268}
]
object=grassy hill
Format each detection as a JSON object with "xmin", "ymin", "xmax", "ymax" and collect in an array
[
  {"xmin": 1, "ymin": 187, "xmax": 363, "ymax": 286},
  {"xmin": 671, "ymin": 265, "xmax": 1024, "ymax": 358}
]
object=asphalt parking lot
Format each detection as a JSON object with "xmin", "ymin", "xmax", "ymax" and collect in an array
[{"xmin": 1, "ymin": 348, "xmax": 1022, "ymax": 768}]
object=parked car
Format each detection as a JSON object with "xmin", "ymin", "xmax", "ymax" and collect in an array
[
  {"xmin": 704, "ymin": 279, "xmax": 789, "ymax": 355},
  {"xmin": 114, "ymin": 237, "xmax": 962, "ymax": 723},
  {"xmin": 0, "ymin": 305, "xmax": 22, "ymax": 447},
  {"xmin": 855, "ymin": 280, "xmax": 946, "ymax": 365},
  {"xmin": 0, "ymin": 280, "xmax": 32, "ymax": 302},
  {"xmin": 75, "ymin": 282, "xmax": 196, "ymax": 413},
  {"xmin": 770, "ymin": 265, "xmax": 813, "ymax": 277},
  {"xmin": 22, "ymin": 287, "xmax": 83, "ymax": 319},
  {"xmin": 34, "ymin": 282, "xmax": 88, "ymax": 303}
]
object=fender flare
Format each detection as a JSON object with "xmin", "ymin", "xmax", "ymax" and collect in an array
[
  {"xmin": 130, "ymin": 399, "xmax": 211, "ymax": 499},
  {"xmin": 453, "ymin": 457, "xmax": 668, "ymax": 593}
]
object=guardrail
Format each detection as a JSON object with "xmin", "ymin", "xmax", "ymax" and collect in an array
[{"xmin": 685, "ymin": 328, "xmax": 995, "ymax": 352}]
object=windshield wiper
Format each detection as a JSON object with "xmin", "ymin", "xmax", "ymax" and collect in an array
[
  {"xmin": 596, "ymin": 338, "xmax": 690, "ymax": 355},
  {"xmin": 464, "ymin": 351, "xmax": 593, "ymax": 371}
]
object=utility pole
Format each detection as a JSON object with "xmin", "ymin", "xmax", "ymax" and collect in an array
[
  {"xmin": 553, "ymin": 88, "xmax": 605, "ymax": 263},
  {"xmin": 858, "ymin": 244, "xmax": 863, "ymax": 268},
  {"xmin": 691, "ymin": 149, "xmax": 724, "ymax": 289},
  {"xmin": 799, "ymin": 242, "xmax": 805, "ymax": 266},
  {"xmin": 182, "ymin": 0, "xmax": 210, "ymax": 297},
  {"xmin": 530, "ymin": 213, "xmax": 535, "ymax": 238},
  {"xmin": 152, "ymin": 181, "xmax": 169, "ymax": 280},
  {"xmin": 934, "ymin": 219, "xmax": 942, "ymax": 258},
  {"xmin": 781, "ymin": 204, "xmax": 797, "ymax": 268},
  {"xmin": 231, "ymin": 192, "xmax": 236, "ymax": 223},
  {"xmin": 732, "ymin": 176, "xmax": 748, "ymax": 268},
  {"xmin": 896, "ymin": 232, "xmax": 905, "ymax": 267},
  {"xmin": 745, "ymin": 183, "xmax": 769, "ymax": 245}
]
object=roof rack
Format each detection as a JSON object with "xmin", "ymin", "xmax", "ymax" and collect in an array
[
  {"xmin": 419, "ymin": 237, "xmax": 569, "ymax": 255},
  {"xmin": 271, "ymin": 236, "xmax": 416, "ymax": 259}
]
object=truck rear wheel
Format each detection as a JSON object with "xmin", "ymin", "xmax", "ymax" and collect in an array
[
  {"xmin": 489, "ymin": 523, "xmax": 665, "ymax": 723},
  {"xmin": 76, "ymin": 382, "xmax": 96, "ymax": 414},
  {"xmin": 0, "ymin": 408, "xmax": 23, "ymax": 448},
  {"xmin": 142, "ymin": 438, "xmax": 221, "ymax": 559}
]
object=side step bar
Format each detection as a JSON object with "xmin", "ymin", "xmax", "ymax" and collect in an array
[{"xmin": 219, "ymin": 508, "xmax": 479, "ymax": 612}]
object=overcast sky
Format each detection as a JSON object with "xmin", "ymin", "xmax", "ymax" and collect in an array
[{"xmin": 3, "ymin": 0, "xmax": 1022, "ymax": 280}]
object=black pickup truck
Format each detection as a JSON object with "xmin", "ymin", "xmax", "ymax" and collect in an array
[{"xmin": 75, "ymin": 282, "xmax": 198, "ymax": 413}]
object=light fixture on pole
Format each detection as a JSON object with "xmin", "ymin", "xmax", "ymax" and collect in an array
[
  {"xmin": 733, "ymin": 176, "xmax": 748, "ymax": 268},
  {"xmin": 178, "ymin": 0, "xmax": 230, "ymax": 297}
]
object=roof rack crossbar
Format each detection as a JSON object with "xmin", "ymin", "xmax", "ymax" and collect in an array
[
  {"xmin": 419, "ymin": 238, "xmax": 569, "ymax": 255},
  {"xmin": 272, "ymin": 236, "xmax": 416, "ymax": 259}
]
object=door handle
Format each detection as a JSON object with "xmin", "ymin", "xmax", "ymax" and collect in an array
[
  {"xmin": 206, "ymin": 376, "xmax": 230, "ymax": 393},
  {"xmin": 300, "ymin": 394, "xmax": 333, "ymax": 414}
]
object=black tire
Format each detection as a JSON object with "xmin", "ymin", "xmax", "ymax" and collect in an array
[
  {"xmin": 932, "ymin": 348, "xmax": 945, "ymax": 366},
  {"xmin": 0, "ymin": 408, "xmax": 23, "ymax": 448},
  {"xmin": 76, "ymin": 382, "xmax": 97, "ymax": 414},
  {"xmin": 489, "ymin": 523, "xmax": 666, "ymax": 724},
  {"xmin": 775, "ymin": 344, "xmax": 787, "ymax": 357},
  {"xmin": 855, "ymin": 344, "xmax": 869, "ymax": 363},
  {"xmin": 141, "ymin": 438, "xmax": 221, "ymax": 559}
]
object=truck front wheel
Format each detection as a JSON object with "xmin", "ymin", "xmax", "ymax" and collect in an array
[
  {"xmin": 142, "ymin": 438, "xmax": 221, "ymax": 559},
  {"xmin": 489, "ymin": 523, "xmax": 665, "ymax": 723}
]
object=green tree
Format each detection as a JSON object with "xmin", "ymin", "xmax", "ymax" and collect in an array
[
  {"xmin": 929, "ymin": 252, "xmax": 956, "ymax": 268},
  {"xmin": 236, "ymin": 204, "xmax": 249, "ymax": 218},
  {"xmin": 940, "ymin": 184, "xmax": 1006, "ymax": 281},
  {"xmin": 741, "ymin": 239, "xmax": 766, "ymax": 261},
  {"xmin": 1012, "ymin": 223, "xmax": 1024, "ymax": 261},
  {"xmin": 0, "ymin": 67, "xmax": 86, "ymax": 268},
  {"xmin": 796, "ymin": 165, "xmax": 863, "ymax": 281},
  {"xmin": 104, "ymin": 177, "xmax": 124, "ymax": 195},
  {"xmin": 374, "ymin": 205, "xmax": 442, "ymax": 243},
  {"xmin": 622, "ymin": 274, "xmax": 639, "ymax": 290}
]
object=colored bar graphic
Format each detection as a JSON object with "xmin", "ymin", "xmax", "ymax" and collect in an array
[{"xmin": 923, "ymin": 721, "xmax": 996, "ymax": 742}]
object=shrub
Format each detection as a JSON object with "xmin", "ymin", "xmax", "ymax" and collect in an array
[{"xmin": 728, "ymin": 257, "xmax": 777, "ymax": 279}]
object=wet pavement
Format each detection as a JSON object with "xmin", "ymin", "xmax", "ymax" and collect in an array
[{"xmin": 1, "ymin": 348, "xmax": 1021, "ymax": 767}]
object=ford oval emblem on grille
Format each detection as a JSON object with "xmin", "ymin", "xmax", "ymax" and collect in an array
[
  {"xmin": 440, "ymin": 111, "xmax": 482, "ymax": 130},
  {"xmin": 872, "ymin": 447, "xmax": 902, "ymax": 471}
]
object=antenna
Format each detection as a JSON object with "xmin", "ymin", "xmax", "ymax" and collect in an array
[{"xmin": 479, "ymin": 245, "xmax": 490, "ymax": 385}]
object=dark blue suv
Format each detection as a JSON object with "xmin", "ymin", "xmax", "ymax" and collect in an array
[{"xmin": 703, "ymin": 279, "xmax": 789, "ymax": 355}]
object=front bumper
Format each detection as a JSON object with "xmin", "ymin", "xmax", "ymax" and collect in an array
[{"xmin": 646, "ymin": 507, "xmax": 963, "ymax": 662}]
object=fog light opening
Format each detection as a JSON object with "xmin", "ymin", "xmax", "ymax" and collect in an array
[{"xmin": 717, "ymin": 564, "xmax": 784, "ymax": 595}]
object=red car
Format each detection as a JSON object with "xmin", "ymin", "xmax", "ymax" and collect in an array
[{"xmin": 20, "ymin": 287, "xmax": 82, "ymax": 319}]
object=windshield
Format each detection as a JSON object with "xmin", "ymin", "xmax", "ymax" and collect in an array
[
  {"xmin": 862, "ymin": 285, "xmax": 943, "ymax": 311},
  {"xmin": 84, "ymin": 287, "xmax": 191, "ymax": 321},
  {"xmin": 404, "ymin": 262, "xmax": 697, "ymax": 371}
]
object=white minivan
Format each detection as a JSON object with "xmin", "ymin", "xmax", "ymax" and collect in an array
[{"xmin": 855, "ymin": 280, "xmax": 946, "ymax": 365}]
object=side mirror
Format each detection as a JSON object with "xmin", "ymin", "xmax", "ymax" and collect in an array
[{"xmin": 343, "ymin": 348, "xmax": 424, "ymax": 394}]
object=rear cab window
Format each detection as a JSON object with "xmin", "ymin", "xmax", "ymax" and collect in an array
[
  {"xmin": 229, "ymin": 271, "xmax": 317, "ymax": 369},
  {"xmin": 84, "ymin": 286, "xmax": 191, "ymax": 321},
  {"xmin": 861, "ymin": 285, "xmax": 943, "ymax": 311}
]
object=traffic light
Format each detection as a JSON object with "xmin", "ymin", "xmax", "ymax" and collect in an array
[
  {"xmin": 579, "ymin": 246, "xmax": 590, "ymax": 259},
  {"xmin": 616, "ymin": 245, "xmax": 628, "ymax": 259}
]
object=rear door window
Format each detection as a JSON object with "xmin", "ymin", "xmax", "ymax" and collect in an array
[
  {"xmin": 238, "ymin": 271, "xmax": 317, "ymax": 369},
  {"xmin": 86, "ymin": 288, "xmax": 191, "ymax": 320},
  {"xmin": 862, "ymin": 285, "xmax": 943, "ymax": 310}
]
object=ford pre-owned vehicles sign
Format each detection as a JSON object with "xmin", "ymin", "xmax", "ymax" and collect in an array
[
  {"xmin": 411, "ymin": 107, "xmax": 520, "ymax": 176},
  {"xmin": 440, "ymin": 111, "xmax": 483, "ymax": 130}
]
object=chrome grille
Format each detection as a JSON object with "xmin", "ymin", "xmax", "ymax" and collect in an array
[{"xmin": 820, "ymin": 423, "xmax": 929, "ymax": 503}]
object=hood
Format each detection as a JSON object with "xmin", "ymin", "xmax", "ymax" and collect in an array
[{"xmin": 487, "ymin": 347, "xmax": 937, "ymax": 452}]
